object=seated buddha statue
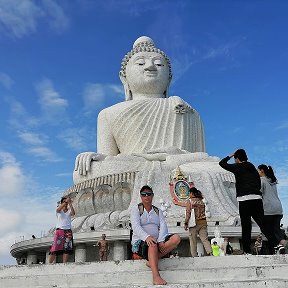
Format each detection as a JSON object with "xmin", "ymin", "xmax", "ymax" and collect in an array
[
  {"xmin": 69, "ymin": 36, "xmax": 239, "ymax": 231},
  {"xmin": 74, "ymin": 36, "xmax": 205, "ymax": 180}
]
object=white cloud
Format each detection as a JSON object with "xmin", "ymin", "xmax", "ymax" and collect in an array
[
  {"xmin": 0, "ymin": 151, "xmax": 27, "ymax": 196},
  {"xmin": 203, "ymin": 45, "xmax": 231, "ymax": 60},
  {"xmin": 0, "ymin": 189, "xmax": 60, "ymax": 264},
  {"xmin": 0, "ymin": 72, "xmax": 14, "ymax": 89},
  {"xmin": 37, "ymin": 78, "xmax": 68, "ymax": 110},
  {"xmin": 269, "ymin": 163, "xmax": 288, "ymax": 227},
  {"xmin": 83, "ymin": 83, "xmax": 105, "ymax": 114},
  {"xmin": 42, "ymin": 0, "xmax": 70, "ymax": 33},
  {"xmin": 275, "ymin": 121, "xmax": 288, "ymax": 130},
  {"xmin": 55, "ymin": 172, "xmax": 71, "ymax": 177},
  {"xmin": 6, "ymin": 94, "xmax": 66, "ymax": 162},
  {"xmin": 58, "ymin": 127, "xmax": 91, "ymax": 151},
  {"xmin": 27, "ymin": 146, "xmax": 62, "ymax": 162},
  {"xmin": 0, "ymin": 209, "xmax": 21, "ymax": 235},
  {"xmin": 276, "ymin": 166, "xmax": 288, "ymax": 189},
  {"xmin": 253, "ymin": 140, "xmax": 288, "ymax": 157},
  {"xmin": 17, "ymin": 131, "xmax": 46, "ymax": 145},
  {"xmin": 108, "ymin": 84, "xmax": 124, "ymax": 96},
  {"xmin": 0, "ymin": 150, "xmax": 17, "ymax": 164},
  {"xmin": 7, "ymin": 98, "xmax": 40, "ymax": 129},
  {"xmin": 203, "ymin": 37, "xmax": 245, "ymax": 61},
  {"xmin": 36, "ymin": 78, "xmax": 69, "ymax": 123},
  {"xmin": 172, "ymin": 37, "xmax": 245, "ymax": 83},
  {"xmin": 171, "ymin": 41, "xmax": 240, "ymax": 83},
  {"xmin": 232, "ymin": 127, "xmax": 244, "ymax": 134},
  {"xmin": 0, "ymin": 0, "xmax": 43, "ymax": 38},
  {"xmin": 17, "ymin": 131, "xmax": 62, "ymax": 163},
  {"xmin": 172, "ymin": 55, "xmax": 196, "ymax": 83},
  {"xmin": 274, "ymin": 140, "xmax": 288, "ymax": 152},
  {"xmin": 0, "ymin": 232, "xmax": 21, "ymax": 260},
  {"xmin": 77, "ymin": 0, "xmax": 162, "ymax": 16},
  {"xmin": 0, "ymin": 0, "xmax": 70, "ymax": 38},
  {"xmin": 82, "ymin": 83, "xmax": 123, "ymax": 115}
]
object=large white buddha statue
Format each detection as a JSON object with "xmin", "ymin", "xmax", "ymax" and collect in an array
[
  {"xmin": 74, "ymin": 36, "xmax": 205, "ymax": 177},
  {"xmin": 69, "ymin": 36, "xmax": 239, "ymax": 231}
]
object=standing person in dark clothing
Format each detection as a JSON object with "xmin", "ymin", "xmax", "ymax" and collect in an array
[
  {"xmin": 219, "ymin": 149, "xmax": 279, "ymax": 254},
  {"xmin": 258, "ymin": 164, "xmax": 285, "ymax": 253}
]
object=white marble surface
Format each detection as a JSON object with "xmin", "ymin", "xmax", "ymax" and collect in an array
[
  {"xmin": 75, "ymin": 244, "xmax": 87, "ymax": 263},
  {"xmin": 71, "ymin": 152, "xmax": 239, "ymax": 232},
  {"xmin": 2, "ymin": 255, "xmax": 288, "ymax": 287}
]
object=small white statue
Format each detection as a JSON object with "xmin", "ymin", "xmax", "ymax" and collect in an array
[
  {"xmin": 159, "ymin": 198, "xmax": 170, "ymax": 217},
  {"xmin": 210, "ymin": 223, "xmax": 225, "ymax": 256}
]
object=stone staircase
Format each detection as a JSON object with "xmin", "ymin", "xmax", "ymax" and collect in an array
[{"xmin": 1, "ymin": 255, "xmax": 288, "ymax": 288}]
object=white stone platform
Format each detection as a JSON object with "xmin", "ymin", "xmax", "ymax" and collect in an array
[{"xmin": 1, "ymin": 255, "xmax": 288, "ymax": 288}]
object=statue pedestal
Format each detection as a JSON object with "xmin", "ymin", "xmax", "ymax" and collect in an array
[
  {"xmin": 75, "ymin": 244, "xmax": 87, "ymax": 263},
  {"xmin": 68, "ymin": 152, "xmax": 239, "ymax": 234},
  {"xmin": 113, "ymin": 241, "xmax": 125, "ymax": 261}
]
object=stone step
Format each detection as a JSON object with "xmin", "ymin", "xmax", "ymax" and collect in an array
[
  {"xmin": 80, "ymin": 281, "xmax": 288, "ymax": 288},
  {"xmin": 2, "ymin": 281, "xmax": 288, "ymax": 288},
  {"xmin": 1, "ymin": 255, "xmax": 288, "ymax": 288}
]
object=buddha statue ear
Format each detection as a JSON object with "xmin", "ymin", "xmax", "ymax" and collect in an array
[
  {"xmin": 164, "ymin": 77, "xmax": 171, "ymax": 98},
  {"xmin": 119, "ymin": 72, "xmax": 132, "ymax": 101}
]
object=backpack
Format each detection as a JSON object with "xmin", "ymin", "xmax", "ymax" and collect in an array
[{"xmin": 137, "ymin": 203, "xmax": 159, "ymax": 216}]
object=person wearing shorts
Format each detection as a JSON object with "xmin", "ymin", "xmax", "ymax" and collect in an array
[
  {"xmin": 48, "ymin": 196, "xmax": 75, "ymax": 263},
  {"xmin": 130, "ymin": 185, "xmax": 180, "ymax": 285}
]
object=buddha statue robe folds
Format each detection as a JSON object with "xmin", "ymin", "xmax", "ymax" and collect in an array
[{"xmin": 97, "ymin": 96, "xmax": 205, "ymax": 156}]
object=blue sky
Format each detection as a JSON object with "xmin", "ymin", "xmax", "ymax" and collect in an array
[{"xmin": 0, "ymin": 0, "xmax": 287, "ymax": 264}]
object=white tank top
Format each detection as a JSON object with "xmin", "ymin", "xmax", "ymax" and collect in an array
[{"xmin": 56, "ymin": 209, "xmax": 72, "ymax": 229}]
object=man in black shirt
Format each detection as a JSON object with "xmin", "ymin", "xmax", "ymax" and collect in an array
[{"xmin": 219, "ymin": 148, "xmax": 279, "ymax": 254}]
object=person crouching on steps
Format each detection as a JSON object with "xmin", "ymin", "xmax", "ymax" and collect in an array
[{"xmin": 130, "ymin": 185, "xmax": 181, "ymax": 285}]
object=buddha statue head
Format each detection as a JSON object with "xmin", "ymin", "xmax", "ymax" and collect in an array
[{"xmin": 119, "ymin": 36, "xmax": 172, "ymax": 101}]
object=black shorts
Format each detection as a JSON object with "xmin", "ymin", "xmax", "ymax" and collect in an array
[{"xmin": 136, "ymin": 234, "xmax": 173, "ymax": 260}]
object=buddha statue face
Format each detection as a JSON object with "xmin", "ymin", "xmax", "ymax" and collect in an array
[
  {"xmin": 119, "ymin": 36, "xmax": 172, "ymax": 100},
  {"xmin": 125, "ymin": 51, "xmax": 170, "ymax": 99}
]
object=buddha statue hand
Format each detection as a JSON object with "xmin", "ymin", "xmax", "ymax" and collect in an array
[
  {"xmin": 74, "ymin": 152, "xmax": 106, "ymax": 176},
  {"xmin": 132, "ymin": 152, "xmax": 168, "ymax": 161},
  {"xmin": 132, "ymin": 147, "xmax": 189, "ymax": 161}
]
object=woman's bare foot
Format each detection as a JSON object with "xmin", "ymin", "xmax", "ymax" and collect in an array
[{"xmin": 153, "ymin": 275, "xmax": 167, "ymax": 285}]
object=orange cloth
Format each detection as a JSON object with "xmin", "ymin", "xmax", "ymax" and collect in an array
[{"xmin": 132, "ymin": 253, "xmax": 143, "ymax": 260}]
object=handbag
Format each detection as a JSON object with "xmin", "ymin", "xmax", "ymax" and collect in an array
[
  {"xmin": 186, "ymin": 199, "xmax": 196, "ymax": 228},
  {"xmin": 132, "ymin": 240, "xmax": 149, "ymax": 260},
  {"xmin": 188, "ymin": 208, "xmax": 196, "ymax": 227},
  {"xmin": 137, "ymin": 240, "xmax": 149, "ymax": 259}
]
